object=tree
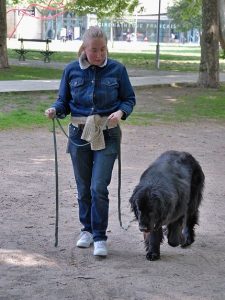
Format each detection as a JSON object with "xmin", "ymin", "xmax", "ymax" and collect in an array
[
  {"xmin": 168, "ymin": 0, "xmax": 220, "ymax": 88},
  {"xmin": 0, "ymin": 0, "xmax": 9, "ymax": 68},
  {"xmin": 67, "ymin": 0, "xmax": 139, "ymax": 19},
  {"xmin": 167, "ymin": 0, "xmax": 225, "ymax": 52},
  {"xmin": 167, "ymin": 0, "xmax": 201, "ymax": 33},
  {"xmin": 218, "ymin": 0, "xmax": 225, "ymax": 51},
  {"xmin": 198, "ymin": 0, "xmax": 219, "ymax": 87}
]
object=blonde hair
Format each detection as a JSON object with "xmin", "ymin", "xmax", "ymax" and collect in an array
[{"xmin": 78, "ymin": 26, "xmax": 108, "ymax": 57}]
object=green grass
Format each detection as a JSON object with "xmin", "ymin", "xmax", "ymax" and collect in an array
[
  {"xmin": 7, "ymin": 48, "xmax": 202, "ymax": 73},
  {"xmin": 5, "ymin": 46, "xmax": 225, "ymax": 75},
  {"xmin": 4, "ymin": 52, "xmax": 201, "ymax": 78},
  {"xmin": 125, "ymin": 85, "xmax": 225, "ymax": 125},
  {"xmin": 0, "ymin": 91, "xmax": 67, "ymax": 130},
  {"xmin": 174, "ymin": 89, "xmax": 225, "ymax": 120},
  {"xmin": 8, "ymin": 48, "xmax": 76, "ymax": 63},
  {"xmin": 1, "ymin": 87, "xmax": 225, "ymax": 130},
  {"xmin": 2, "ymin": 45, "xmax": 225, "ymax": 129},
  {"xmin": 0, "ymin": 65, "xmax": 63, "ymax": 80}
]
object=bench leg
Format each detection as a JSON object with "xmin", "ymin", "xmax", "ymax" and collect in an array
[
  {"xmin": 44, "ymin": 56, "xmax": 50, "ymax": 63},
  {"xmin": 14, "ymin": 49, "xmax": 27, "ymax": 61},
  {"xmin": 19, "ymin": 54, "xmax": 26, "ymax": 61},
  {"xmin": 40, "ymin": 51, "xmax": 53, "ymax": 63}
]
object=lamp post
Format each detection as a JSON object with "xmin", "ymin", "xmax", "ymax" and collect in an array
[{"xmin": 155, "ymin": 0, "xmax": 161, "ymax": 69}]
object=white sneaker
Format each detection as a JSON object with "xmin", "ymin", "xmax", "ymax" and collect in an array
[
  {"xmin": 76, "ymin": 231, "xmax": 93, "ymax": 248},
  {"xmin": 93, "ymin": 241, "xmax": 108, "ymax": 257}
]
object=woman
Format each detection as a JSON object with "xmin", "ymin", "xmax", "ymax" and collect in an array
[{"xmin": 45, "ymin": 26, "xmax": 135, "ymax": 257}]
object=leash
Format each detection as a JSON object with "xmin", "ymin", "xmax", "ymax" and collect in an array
[
  {"xmin": 52, "ymin": 118, "xmax": 59, "ymax": 247},
  {"xmin": 117, "ymin": 129, "xmax": 129, "ymax": 231},
  {"xmin": 52, "ymin": 117, "xmax": 127, "ymax": 247}
]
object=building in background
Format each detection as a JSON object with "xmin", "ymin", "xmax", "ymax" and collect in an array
[{"xmin": 6, "ymin": 0, "xmax": 199, "ymax": 44}]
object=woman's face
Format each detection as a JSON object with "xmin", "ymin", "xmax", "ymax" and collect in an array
[{"xmin": 84, "ymin": 37, "xmax": 107, "ymax": 66}]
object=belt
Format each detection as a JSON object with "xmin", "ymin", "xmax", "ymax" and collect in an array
[
  {"xmin": 72, "ymin": 123, "xmax": 116, "ymax": 131},
  {"xmin": 76, "ymin": 124, "xmax": 85, "ymax": 130},
  {"xmin": 71, "ymin": 116, "xmax": 117, "ymax": 130}
]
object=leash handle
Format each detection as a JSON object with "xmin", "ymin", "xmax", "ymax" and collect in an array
[{"xmin": 52, "ymin": 118, "xmax": 59, "ymax": 247}]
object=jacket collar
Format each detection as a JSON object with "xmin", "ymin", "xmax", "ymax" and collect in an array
[{"xmin": 79, "ymin": 51, "xmax": 107, "ymax": 69}]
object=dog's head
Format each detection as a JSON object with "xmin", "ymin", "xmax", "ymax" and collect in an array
[{"xmin": 129, "ymin": 185, "xmax": 162, "ymax": 233}]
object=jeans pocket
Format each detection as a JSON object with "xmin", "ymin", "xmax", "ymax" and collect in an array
[
  {"xmin": 103, "ymin": 126, "xmax": 121, "ymax": 155},
  {"xmin": 67, "ymin": 123, "xmax": 87, "ymax": 153}
]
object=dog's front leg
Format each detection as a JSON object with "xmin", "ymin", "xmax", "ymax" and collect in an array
[{"xmin": 144, "ymin": 227, "xmax": 163, "ymax": 261}]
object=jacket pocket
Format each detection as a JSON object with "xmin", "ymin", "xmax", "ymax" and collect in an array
[
  {"xmin": 70, "ymin": 78, "xmax": 85, "ymax": 88},
  {"xmin": 102, "ymin": 78, "xmax": 119, "ymax": 87},
  {"xmin": 100, "ymin": 78, "xmax": 119, "ymax": 107},
  {"xmin": 69, "ymin": 78, "xmax": 85, "ymax": 101}
]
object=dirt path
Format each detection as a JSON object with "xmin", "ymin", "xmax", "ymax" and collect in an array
[{"xmin": 1, "ymin": 88, "xmax": 225, "ymax": 299}]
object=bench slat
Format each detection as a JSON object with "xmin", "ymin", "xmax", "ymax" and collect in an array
[{"xmin": 18, "ymin": 38, "xmax": 52, "ymax": 43}]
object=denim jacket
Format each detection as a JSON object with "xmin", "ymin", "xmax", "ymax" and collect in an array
[{"xmin": 52, "ymin": 58, "xmax": 136, "ymax": 120}]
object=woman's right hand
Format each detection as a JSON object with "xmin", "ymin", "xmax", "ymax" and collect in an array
[{"xmin": 45, "ymin": 108, "xmax": 56, "ymax": 119}]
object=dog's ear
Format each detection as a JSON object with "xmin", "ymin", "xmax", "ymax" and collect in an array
[
  {"xmin": 142, "ymin": 188, "xmax": 160, "ymax": 212},
  {"xmin": 129, "ymin": 185, "xmax": 140, "ymax": 219},
  {"xmin": 151, "ymin": 191, "xmax": 163, "ymax": 224},
  {"xmin": 149, "ymin": 188, "xmax": 159, "ymax": 200}
]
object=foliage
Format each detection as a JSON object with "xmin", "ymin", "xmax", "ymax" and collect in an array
[
  {"xmin": 7, "ymin": 0, "xmax": 139, "ymax": 19},
  {"xmin": 7, "ymin": 0, "xmax": 64, "ymax": 5},
  {"xmin": 167, "ymin": 0, "xmax": 202, "ymax": 32},
  {"xmin": 67, "ymin": 0, "xmax": 139, "ymax": 19}
]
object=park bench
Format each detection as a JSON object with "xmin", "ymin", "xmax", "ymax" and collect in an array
[{"xmin": 13, "ymin": 38, "xmax": 56, "ymax": 63}]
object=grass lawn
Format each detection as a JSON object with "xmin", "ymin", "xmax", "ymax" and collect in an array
[
  {"xmin": 0, "ymin": 65, "xmax": 63, "ymax": 80},
  {"xmin": 7, "ymin": 48, "xmax": 202, "ymax": 72},
  {"xmin": 7, "ymin": 46, "xmax": 202, "ymax": 73},
  {"xmin": 1, "ymin": 86, "xmax": 225, "ymax": 130},
  {"xmin": 4, "ymin": 46, "xmax": 225, "ymax": 79},
  {"xmin": 1, "ymin": 45, "xmax": 225, "ymax": 130}
]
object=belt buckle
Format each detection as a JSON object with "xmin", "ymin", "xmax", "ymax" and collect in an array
[{"xmin": 78, "ymin": 124, "xmax": 85, "ymax": 130}]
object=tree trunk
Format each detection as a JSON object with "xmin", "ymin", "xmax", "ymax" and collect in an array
[
  {"xmin": 219, "ymin": 0, "xmax": 225, "ymax": 51},
  {"xmin": 198, "ymin": 0, "xmax": 219, "ymax": 88},
  {"xmin": 0, "ymin": 0, "xmax": 9, "ymax": 69}
]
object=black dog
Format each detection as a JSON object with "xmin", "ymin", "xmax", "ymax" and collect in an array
[{"xmin": 129, "ymin": 150, "xmax": 205, "ymax": 261}]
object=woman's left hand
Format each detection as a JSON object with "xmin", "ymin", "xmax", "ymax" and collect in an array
[{"xmin": 107, "ymin": 110, "xmax": 124, "ymax": 127}]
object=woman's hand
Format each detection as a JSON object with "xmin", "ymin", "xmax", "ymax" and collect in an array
[
  {"xmin": 45, "ymin": 108, "xmax": 56, "ymax": 119},
  {"xmin": 107, "ymin": 110, "xmax": 124, "ymax": 127}
]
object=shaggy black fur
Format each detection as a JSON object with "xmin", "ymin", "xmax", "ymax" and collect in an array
[{"xmin": 129, "ymin": 150, "xmax": 205, "ymax": 261}]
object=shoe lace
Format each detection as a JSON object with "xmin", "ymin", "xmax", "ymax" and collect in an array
[
  {"xmin": 96, "ymin": 241, "xmax": 106, "ymax": 247},
  {"xmin": 81, "ymin": 231, "xmax": 91, "ymax": 239}
]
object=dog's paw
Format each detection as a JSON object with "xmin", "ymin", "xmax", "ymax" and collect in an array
[
  {"xmin": 146, "ymin": 252, "xmax": 160, "ymax": 261},
  {"xmin": 181, "ymin": 238, "xmax": 193, "ymax": 248},
  {"xmin": 168, "ymin": 240, "xmax": 180, "ymax": 247},
  {"xmin": 181, "ymin": 234, "xmax": 194, "ymax": 248}
]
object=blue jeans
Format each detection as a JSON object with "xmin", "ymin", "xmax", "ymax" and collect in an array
[{"xmin": 68, "ymin": 123, "xmax": 121, "ymax": 242}]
